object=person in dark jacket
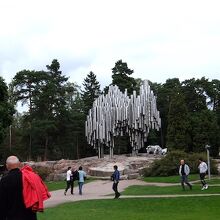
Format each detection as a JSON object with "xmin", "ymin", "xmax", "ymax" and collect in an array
[
  {"xmin": 112, "ymin": 165, "xmax": 120, "ymax": 199},
  {"xmin": 0, "ymin": 156, "xmax": 37, "ymax": 220}
]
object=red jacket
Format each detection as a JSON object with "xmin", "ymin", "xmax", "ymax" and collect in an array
[{"xmin": 21, "ymin": 165, "xmax": 51, "ymax": 212}]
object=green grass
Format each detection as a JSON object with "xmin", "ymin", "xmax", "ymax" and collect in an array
[
  {"xmin": 143, "ymin": 174, "xmax": 219, "ymax": 183},
  {"xmin": 46, "ymin": 178, "xmax": 95, "ymax": 191},
  {"xmin": 46, "ymin": 181, "xmax": 66, "ymax": 191},
  {"xmin": 123, "ymin": 184, "xmax": 220, "ymax": 195},
  {"xmin": 38, "ymin": 197, "xmax": 220, "ymax": 220}
]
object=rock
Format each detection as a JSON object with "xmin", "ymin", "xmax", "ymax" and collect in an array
[
  {"xmin": 128, "ymin": 173, "xmax": 139, "ymax": 179},
  {"xmin": 26, "ymin": 154, "xmax": 159, "ymax": 181}
]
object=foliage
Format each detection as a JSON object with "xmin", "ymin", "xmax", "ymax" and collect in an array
[
  {"xmin": 166, "ymin": 92, "xmax": 190, "ymax": 151},
  {"xmin": 1, "ymin": 59, "xmax": 220, "ymax": 161},
  {"xmin": 32, "ymin": 166, "xmax": 51, "ymax": 181},
  {"xmin": 82, "ymin": 71, "xmax": 101, "ymax": 115},
  {"xmin": 144, "ymin": 151, "xmax": 218, "ymax": 177},
  {"xmin": 111, "ymin": 59, "xmax": 137, "ymax": 95},
  {"xmin": 0, "ymin": 77, "xmax": 14, "ymax": 156}
]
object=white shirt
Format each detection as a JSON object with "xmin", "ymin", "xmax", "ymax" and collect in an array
[
  {"xmin": 66, "ymin": 170, "xmax": 72, "ymax": 181},
  {"xmin": 198, "ymin": 161, "xmax": 208, "ymax": 173}
]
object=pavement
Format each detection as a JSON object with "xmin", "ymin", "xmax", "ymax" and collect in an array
[{"xmin": 45, "ymin": 179, "xmax": 220, "ymax": 208}]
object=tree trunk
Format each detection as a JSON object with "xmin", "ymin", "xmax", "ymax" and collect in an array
[{"xmin": 44, "ymin": 135, "xmax": 48, "ymax": 161}]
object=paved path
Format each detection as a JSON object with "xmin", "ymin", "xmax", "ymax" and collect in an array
[{"xmin": 45, "ymin": 180, "xmax": 220, "ymax": 208}]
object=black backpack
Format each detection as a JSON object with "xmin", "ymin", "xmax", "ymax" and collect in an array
[{"xmin": 71, "ymin": 170, "xmax": 79, "ymax": 181}]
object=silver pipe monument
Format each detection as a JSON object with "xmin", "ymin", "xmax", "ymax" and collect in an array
[{"xmin": 85, "ymin": 80, "xmax": 161, "ymax": 158}]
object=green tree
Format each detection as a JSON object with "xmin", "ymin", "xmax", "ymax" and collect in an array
[
  {"xmin": 0, "ymin": 77, "xmax": 14, "ymax": 161},
  {"xmin": 189, "ymin": 110, "xmax": 219, "ymax": 156},
  {"xmin": 112, "ymin": 60, "xmax": 137, "ymax": 95},
  {"xmin": 166, "ymin": 91, "xmax": 190, "ymax": 151},
  {"xmin": 182, "ymin": 78, "xmax": 208, "ymax": 112},
  {"xmin": 82, "ymin": 71, "xmax": 101, "ymax": 115},
  {"xmin": 153, "ymin": 78, "xmax": 182, "ymax": 148}
]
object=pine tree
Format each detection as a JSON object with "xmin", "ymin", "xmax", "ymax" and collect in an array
[
  {"xmin": 166, "ymin": 91, "xmax": 190, "ymax": 151},
  {"xmin": 112, "ymin": 59, "xmax": 137, "ymax": 95},
  {"xmin": 82, "ymin": 71, "xmax": 101, "ymax": 115}
]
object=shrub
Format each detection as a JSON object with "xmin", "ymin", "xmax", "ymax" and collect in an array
[
  {"xmin": 144, "ymin": 150, "xmax": 218, "ymax": 177},
  {"xmin": 32, "ymin": 166, "xmax": 51, "ymax": 180}
]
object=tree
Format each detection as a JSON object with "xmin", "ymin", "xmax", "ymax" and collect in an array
[
  {"xmin": 182, "ymin": 78, "xmax": 208, "ymax": 112},
  {"xmin": 166, "ymin": 91, "xmax": 190, "ymax": 151},
  {"xmin": 0, "ymin": 77, "xmax": 14, "ymax": 158},
  {"xmin": 112, "ymin": 60, "xmax": 137, "ymax": 95},
  {"xmin": 82, "ymin": 71, "xmax": 101, "ymax": 115},
  {"xmin": 154, "ymin": 78, "xmax": 182, "ymax": 148},
  {"xmin": 189, "ymin": 110, "xmax": 219, "ymax": 156}
]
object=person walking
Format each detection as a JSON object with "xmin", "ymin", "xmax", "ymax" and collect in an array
[
  {"xmin": 64, "ymin": 167, "xmax": 73, "ymax": 195},
  {"xmin": 78, "ymin": 166, "xmax": 86, "ymax": 195},
  {"xmin": 0, "ymin": 156, "xmax": 37, "ymax": 220},
  {"xmin": 179, "ymin": 159, "xmax": 192, "ymax": 190},
  {"xmin": 112, "ymin": 165, "xmax": 120, "ymax": 199},
  {"xmin": 198, "ymin": 158, "xmax": 208, "ymax": 190},
  {"xmin": 71, "ymin": 167, "xmax": 79, "ymax": 194}
]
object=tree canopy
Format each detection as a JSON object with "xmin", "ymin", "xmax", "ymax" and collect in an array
[{"xmin": 0, "ymin": 59, "xmax": 219, "ymax": 162}]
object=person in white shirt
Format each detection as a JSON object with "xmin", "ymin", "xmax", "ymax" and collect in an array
[
  {"xmin": 64, "ymin": 167, "xmax": 73, "ymax": 195},
  {"xmin": 198, "ymin": 158, "xmax": 208, "ymax": 190}
]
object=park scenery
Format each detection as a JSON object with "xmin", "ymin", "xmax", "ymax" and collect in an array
[
  {"xmin": 0, "ymin": 59, "xmax": 220, "ymax": 219},
  {"xmin": 1, "ymin": 1, "xmax": 220, "ymax": 219}
]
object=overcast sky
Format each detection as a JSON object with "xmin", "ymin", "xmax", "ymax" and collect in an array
[{"xmin": 0, "ymin": 0, "xmax": 220, "ymax": 89}]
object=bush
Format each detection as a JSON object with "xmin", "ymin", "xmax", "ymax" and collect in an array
[
  {"xmin": 32, "ymin": 166, "xmax": 51, "ymax": 180},
  {"xmin": 144, "ymin": 150, "xmax": 218, "ymax": 177}
]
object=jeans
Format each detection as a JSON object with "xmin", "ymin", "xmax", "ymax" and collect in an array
[
  {"xmin": 200, "ymin": 173, "xmax": 207, "ymax": 186},
  {"xmin": 180, "ymin": 175, "xmax": 192, "ymax": 190},
  {"xmin": 112, "ymin": 182, "xmax": 120, "ymax": 198},
  {"xmin": 78, "ymin": 182, "xmax": 84, "ymax": 195}
]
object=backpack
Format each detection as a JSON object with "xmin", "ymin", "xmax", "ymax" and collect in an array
[{"xmin": 71, "ymin": 170, "xmax": 79, "ymax": 181}]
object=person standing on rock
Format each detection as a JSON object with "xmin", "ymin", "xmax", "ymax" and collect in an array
[
  {"xmin": 78, "ymin": 166, "xmax": 86, "ymax": 195},
  {"xmin": 112, "ymin": 165, "xmax": 120, "ymax": 199},
  {"xmin": 198, "ymin": 158, "xmax": 208, "ymax": 190},
  {"xmin": 179, "ymin": 159, "xmax": 192, "ymax": 190},
  {"xmin": 64, "ymin": 167, "xmax": 73, "ymax": 195}
]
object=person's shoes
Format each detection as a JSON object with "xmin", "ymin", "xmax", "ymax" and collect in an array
[
  {"xmin": 115, "ymin": 193, "xmax": 121, "ymax": 198},
  {"xmin": 201, "ymin": 186, "xmax": 205, "ymax": 190},
  {"xmin": 64, "ymin": 191, "xmax": 66, "ymax": 196},
  {"xmin": 205, "ymin": 185, "xmax": 209, "ymax": 189}
]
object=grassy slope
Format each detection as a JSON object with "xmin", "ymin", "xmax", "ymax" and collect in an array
[
  {"xmin": 143, "ymin": 174, "xmax": 219, "ymax": 183},
  {"xmin": 123, "ymin": 184, "xmax": 220, "ymax": 195},
  {"xmin": 38, "ymin": 197, "xmax": 220, "ymax": 220}
]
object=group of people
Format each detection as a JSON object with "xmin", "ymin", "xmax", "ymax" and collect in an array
[
  {"xmin": 179, "ymin": 158, "xmax": 209, "ymax": 190},
  {"xmin": 64, "ymin": 164, "xmax": 121, "ymax": 199},
  {"xmin": 64, "ymin": 166, "xmax": 86, "ymax": 195}
]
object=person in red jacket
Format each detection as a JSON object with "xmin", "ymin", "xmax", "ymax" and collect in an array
[{"xmin": 0, "ymin": 156, "xmax": 37, "ymax": 220}]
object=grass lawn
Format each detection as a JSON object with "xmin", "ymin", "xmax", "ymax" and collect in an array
[
  {"xmin": 38, "ymin": 197, "xmax": 220, "ymax": 220},
  {"xmin": 123, "ymin": 184, "xmax": 220, "ymax": 195},
  {"xmin": 143, "ymin": 174, "xmax": 219, "ymax": 183},
  {"xmin": 46, "ymin": 179, "xmax": 94, "ymax": 191}
]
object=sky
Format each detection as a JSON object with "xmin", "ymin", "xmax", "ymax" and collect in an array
[{"xmin": 0, "ymin": 0, "xmax": 220, "ymax": 89}]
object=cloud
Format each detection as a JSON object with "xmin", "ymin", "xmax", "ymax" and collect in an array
[{"xmin": 0, "ymin": 0, "xmax": 220, "ymax": 88}]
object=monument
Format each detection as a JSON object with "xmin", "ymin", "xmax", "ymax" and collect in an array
[{"xmin": 85, "ymin": 80, "xmax": 161, "ymax": 158}]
